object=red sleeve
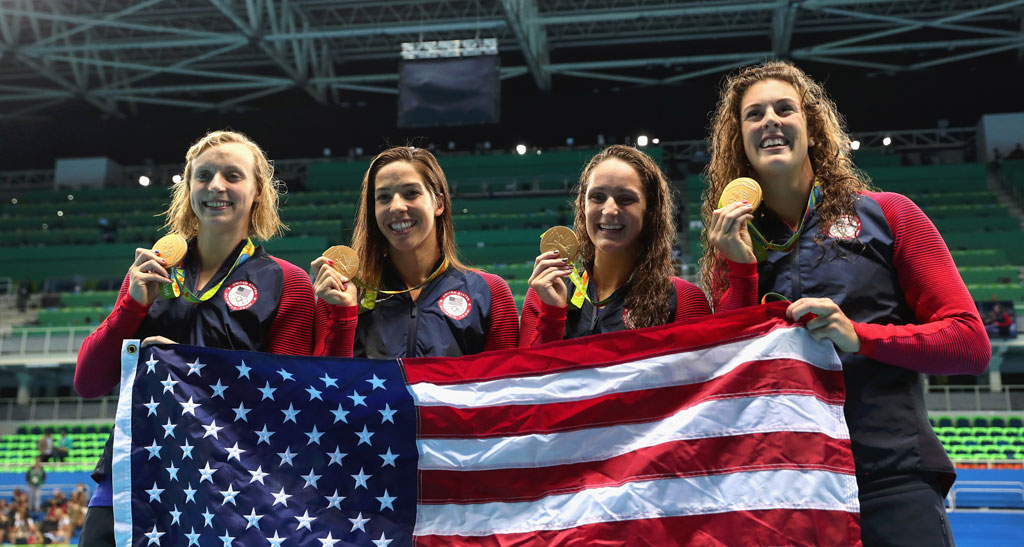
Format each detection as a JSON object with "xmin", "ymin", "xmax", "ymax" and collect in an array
[
  {"xmin": 74, "ymin": 275, "xmax": 149, "ymax": 398},
  {"xmin": 518, "ymin": 288, "xmax": 567, "ymax": 347},
  {"xmin": 313, "ymin": 299, "xmax": 358, "ymax": 358},
  {"xmin": 716, "ymin": 260, "xmax": 759, "ymax": 312},
  {"xmin": 671, "ymin": 277, "xmax": 712, "ymax": 321},
  {"xmin": 852, "ymin": 192, "xmax": 990, "ymax": 375},
  {"xmin": 266, "ymin": 257, "xmax": 315, "ymax": 356},
  {"xmin": 479, "ymin": 272, "xmax": 519, "ymax": 352}
]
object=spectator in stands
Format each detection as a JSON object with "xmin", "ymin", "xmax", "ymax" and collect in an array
[
  {"xmin": 702, "ymin": 60, "xmax": 990, "ymax": 545},
  {"xmin": 10, "ymin": 509, "xmax": 42, "ymax": 545},
  {"xmin": 312, "ymin": 146, "xmax": 518, "ymax": 358},
  {"xmin": 0, "ymin": 498, "xmax": 9, "ymax": 543},
  {"xmin": 35, "ymin": 433, "xmax": 52, "ymax": 463},
  {"xmin": 1007, "ymin": 142, "xmax": 1024, "ymax": 160},
  {"xmin": 43, "ymin": 489, "xmax": 66, "ymax": 515},
  {"xmin": 73, "ymin": 130, "xmax": 315, "ymax": 547},
  {"xmin": 992, "ymin": 303, "xmax": 1014, "ymax": 338},
  {"xmin": 40, "ymin": 506, "xmax": 72, "ymax": 545},
  {"xmin": 519, "ymin": 145, "xmax": 711, "ymax": 345},
  {"xmin": 53, "ymin": 432, "xmax": 71, "ymax": 462},
  {"xmin": 25, "ymin": 459, "xmax": 45, "ymax": 513}
]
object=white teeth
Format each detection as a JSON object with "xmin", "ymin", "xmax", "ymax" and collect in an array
[
  {"xmin": 760, "ymin": 137, "xmax": 787, "ymax": 148},
  {"xmin": 205, "ymin": 201, "xmax": 230, "ymax": 207},
  {"xmin": 390, "ymin": 220, "xmax": 414, "ymax": 231},
  {"xmin": 599, "ymin": 224, "xmax": 624, "ymax": 231}
]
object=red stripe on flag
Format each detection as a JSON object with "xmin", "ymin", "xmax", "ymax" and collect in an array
[
  {"xmin": 420, "ymin": 431, "xmax": 854, "ymax": 504},
  {"xmin": 414, "ymin": 508, "xmax": 862, "ymax": 546},
  {"xmin": 404, "ymin": 303, "xmax": 794, "ymax": 385},
  {"xmin": 418, "ymin": 358, "xmax": 844, "ymax": 438}
]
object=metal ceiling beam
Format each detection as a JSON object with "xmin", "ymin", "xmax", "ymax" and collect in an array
[
  {"xmin": 803, "ymin": 0, "xmax": 1024, "ymax": 53},
  {"xmin": 207, "ymin": 0, "xmax": 327, "ymax": 104},
  {"xmin": 27, "ymin": 0, "xmax": 167, "ymax": 50},
  {"xmin": 772, "ymin": 3, "xmax": 798, "ymax": 57},
  {"xmin": 500, "ymin": 0, "xmax": 551, "ymax": 91}
]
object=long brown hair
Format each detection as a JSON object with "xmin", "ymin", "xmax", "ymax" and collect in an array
[
  {"xmin": 163, "ymin": 130, "xmax": 285, "ymax": 241},
  {"xmin": 699, "ymin": 60, "xmax": 872, "ymax": 308},
  {"xmin": 350, "ymin": 146, "xmax": 468, "ymax": 288},
  {"xmin": 575, "ymin": 145, "xmax": 677, "ymax": 329}
]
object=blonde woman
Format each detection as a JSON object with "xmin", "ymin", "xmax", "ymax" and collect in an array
[{"xmin": 74, "ymin": 130, "xmax": 313, "ymax": 546}]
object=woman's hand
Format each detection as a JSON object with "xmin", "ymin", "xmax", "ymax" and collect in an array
[
  {"xmin": 529, "ymin": 250, "xmax": 572, "ymax": 307},
  {"xmin": 786, "ymin": 297, "xmax": 860, "ymax": 353},
  {"xmin": 311, "ymin": 256, "xmax": 358, "ymax": 307},
  {"xmin": 128, "ymin": 248, "xmax": 172, "ymax": 306},
  {"xmin": 141, "ymin": 336, "xmax": 177, "ymax": 347},
  {"xmin": 708, "ymin": 202, "xmax": 756, "ymax": 263}
]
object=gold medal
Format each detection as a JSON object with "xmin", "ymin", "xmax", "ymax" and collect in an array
[
  {"xmin": 719, "ymin": 177, "xmax": 763, "ymax": 210},
  {"xmin": 540, "ymin": 226, "xmax": 580, "ymax": 263},
  {"xmin": 152, "ymin": 233, "xmax": 188, "ymax": 268},
  {"xmin": 322, "ymin": 245, "xmax": 360, "ymax": 278}
]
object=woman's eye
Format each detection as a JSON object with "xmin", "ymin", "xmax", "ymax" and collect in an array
[
  {"xmin": 195, "ymin": 172, "xmax": 211, "ymax": 181},
  {"xmin": 589, "ymin": 193, "xmax": 605, "ymax": 202},
  {"xmin": 404, "ymin": 191, "xmax": 421, "ymax": 199}
]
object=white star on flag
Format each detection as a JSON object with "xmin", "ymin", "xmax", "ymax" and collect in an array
[
  {"xmin": 294, "ymin": 510, "xmax": 316, "ymax": 531},
  {"xmin": 185, "ymin": 358, "xmax": 206, "ymax": 376},
  {"xmin": 248, "ymin": 465, "xmax": 269, "ymax": 485},
  {"xmin": 179, "ymin": 397, "xmax": 200, "ymax": 416},
  {"xmin": 144, "ymin": 525, "xmax": 164, "ymax": 545}
]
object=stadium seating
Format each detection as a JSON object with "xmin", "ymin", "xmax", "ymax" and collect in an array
[
  {"xmin": 930, "ymin": 415, "xmax": 1024, "ymax": 465},
  {"xmin": 1, "ymin": 150, "xmax": 1021, "ymax": 330},
  {"xmin": 0, "ymin": 426, "xmax": 113, "ymax": 472}
]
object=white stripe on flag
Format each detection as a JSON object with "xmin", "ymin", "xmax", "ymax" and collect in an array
[
  {"xmin": 417, "ymin": 394, "xmax": 847, "ymax": 470},
  {"xmin": 414, "ymin": 468, "xmax": 859, "ymax": 536},
  {"xmin": 410, "ymin": 327, "xmax": 839, "ymax": 408}
]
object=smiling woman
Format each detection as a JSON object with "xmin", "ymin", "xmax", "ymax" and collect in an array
[
  {"xmin": 701, "ymin": 60, "xmax": 990, "ymax": 545},
  {"xmin": 518, "ymin": 145, "xmax": 712, "ymax": 347},
  {"xmin": 311, "ymin": 146, "xmax": 519, "ymax": 359},
  {"xmin": 72, "ymin": 130, "xmax": 314, "ymax": 546}
]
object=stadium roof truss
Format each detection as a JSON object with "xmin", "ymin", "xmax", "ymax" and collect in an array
[{"xmin": 0, "ymin": 0, "xmax": 1021, "ymax": 118}]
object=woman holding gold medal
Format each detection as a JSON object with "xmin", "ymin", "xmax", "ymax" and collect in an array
[
  {"xmin": 311, "ymin": 146, "xmax": 519, "ymax": 358},
  {"xmin": 74, "ymin": 130, "xmax": 314, "ymax": 546},
  {"xmin": 518, "ymin": 145, "xmax": 711, "ymax": 346},
  {"xmin": 701, "ymin": 61, "xmax": 989, "ymax": 545}
]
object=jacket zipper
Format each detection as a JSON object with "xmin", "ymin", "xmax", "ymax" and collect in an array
[{"xmin": 407, "ymin": 302, "xmax": 419, "ymax": 357}]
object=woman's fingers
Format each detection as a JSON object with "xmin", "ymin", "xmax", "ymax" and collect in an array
[
  {"xmin": 786, "ymin": 297, "xmax": 860, "ymax": 353},
  {"xmin": 141, "ymin": 335, "xmax": 177, "ymax": 347}
]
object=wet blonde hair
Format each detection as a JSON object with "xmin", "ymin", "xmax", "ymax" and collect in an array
[
  {"xmin": 699, "ymin": 60, "xmax": 872, "ymax": 308},
  {"xmin": 163, "ymin": 130, "xmax": 285, "ymax": 241},
  {"xmin": 350, "ymin": 146, "xmax": 468, "ymax": 288},
  {"xmin": 575, "ymin": 145, "xmax": 677, "ymax": 329}
]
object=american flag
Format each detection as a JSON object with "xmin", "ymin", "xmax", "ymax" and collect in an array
[{"xmin": 112, "ymin": 303, "xmax": 861, "ymax": 546}]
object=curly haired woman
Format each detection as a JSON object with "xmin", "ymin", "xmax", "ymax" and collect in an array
[
  {"xmin": 701, "ymin": 60, "xmax": 989, "ymax": 545},
  {"xmin": 519, "ymin": 145, "xmax": 711, "ymax": 345}
]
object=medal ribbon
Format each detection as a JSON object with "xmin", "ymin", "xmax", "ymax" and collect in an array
[
  {"xmin": 569, "ymin": 265, "xmax": 633, "ymax": 309},
  {"xmin": 357, "ymin": 256, "xmax": 450, "ymax": 311},
  {"xmin": 746, "ymin": 178, "xmax": 823, "ymax": 261},
  {"xmin": 162, "ymin": 239, "xmax": 255, "ymax": 303}
]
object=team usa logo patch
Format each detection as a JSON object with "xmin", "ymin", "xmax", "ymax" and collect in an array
[
  {"xmin": 438, "ymin": 290, "xmax": 472, "ymax": 320},
  {"xmin": 224, "ymin": 281, "xmax": 258, "ymax": 311},
  {"xmin": 827, "ymin": 214, "xmax": 862, "ymax": 240}
]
